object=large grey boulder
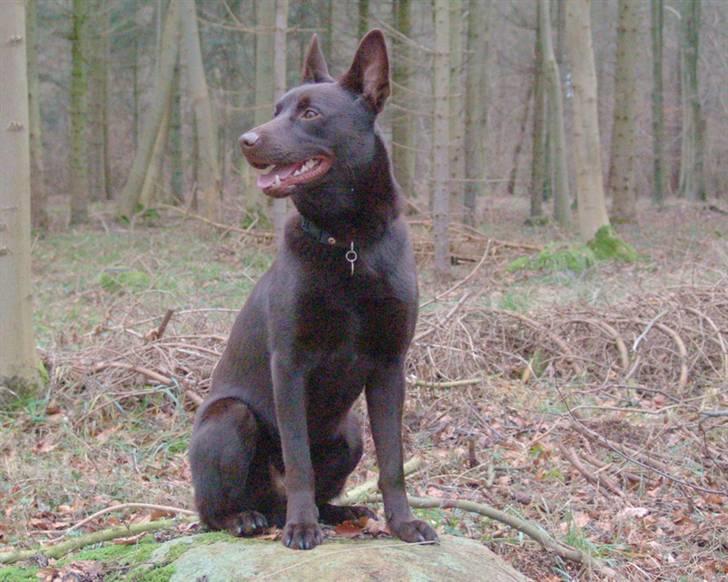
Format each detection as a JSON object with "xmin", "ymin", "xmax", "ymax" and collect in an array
[{"xmin": 151, "ymin": 534, "xmax": 529, "ymax": 581}]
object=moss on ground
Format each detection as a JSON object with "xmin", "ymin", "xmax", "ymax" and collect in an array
[{"xmin": 509, "ymin": 226, "xmax": 639, "ymax": 275}]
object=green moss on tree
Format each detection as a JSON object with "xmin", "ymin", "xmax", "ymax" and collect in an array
[{"xmin": 587, "ymin": 225, "xmax": 638, "ymax": 262}]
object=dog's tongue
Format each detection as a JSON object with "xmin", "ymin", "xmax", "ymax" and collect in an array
[{"xmin": 257, "ymin": 163, "xmax": 299, "ymax": 189}]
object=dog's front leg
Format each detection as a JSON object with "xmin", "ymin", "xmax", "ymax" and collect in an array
[
  {"xmin": 272, "ymin": 353, "xmax": 323, "ymax": 550},
  {"xmin": 365, "ymin": 360, "xmax": 439, "ymax": 544}
]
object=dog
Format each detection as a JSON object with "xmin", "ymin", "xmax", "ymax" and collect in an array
[{"xmin": 189, "ymin": 29, "xmax": 438, "ymax": 551}]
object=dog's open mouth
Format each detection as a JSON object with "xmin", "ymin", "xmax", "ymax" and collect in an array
[{"xmin": 252, "ymin": 156, "xmax": 332, "ymax": 197}]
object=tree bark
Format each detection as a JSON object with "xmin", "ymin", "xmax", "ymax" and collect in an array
[
  {"xmin": 650, "ymin": 0, "xmax": 665, "ymax": 206},
  {"xmin": 463, "ymin": 0, "xmax": 491, "ymax": 224},
  {"xmin": 249, "ymin": 0, "xmax": 275, "ymax": 212},
  {"xmin": 432, "ymin": 0, "xmax": 450, "ymax": 279},
  {"xmin": 169, "ymin": 61, "xmax": 184, "ymax": 203},
  {"xmin": 530, "ymin": 1, "xmax": 546, "ymax": 219},
  {"xmin": 69, "ymin": 0, "xmax": 89, "ymax": 225},
  {"xmin": 540, "ymin": 0, "xmax": 571, "ymax": 228},
  {"xmin": 565, "ymin": 0, "xmax": 611, "ymax": 241},
  {"xmin": 608, "ymin": 0, "xmax": 640, "ymax": 223},
  {"xmin": 448, "ymin": 0, "xmax": 465, "ymax": 223},
  {"xmin": 678, "ymin": 0, "xmax": 704, "ymax": 201},
  {"xmin": 358, "ymin": 0, "xmax": 369, "ymax": 40},
  {"xmin": 26, "ymin": 0, "xmax": 48, "ymax": 230},
  {"xmin": 506, "ymin": 83, "xmax": 533, "ymax": 196},
  {"xmin": 0, "ymin": 0, "xmax": 39, "ymax": 401},
  {"xmin": 272, "ymin": 0, "xmax": 288, "ymax": 246},
  {"xmin": 88, "ymin": 0, "xmax": 111, "ymax": 203},
  {"xmin": 180, "ymin": 0, "xmax": 221, "ymax": 221},
  {"xmin": 392, "ymin": 0, "xmax": 415, "ymax": 201},
  {"xmin": 118, "ymin": 0, "xmax": 180, "ymax": 219}
]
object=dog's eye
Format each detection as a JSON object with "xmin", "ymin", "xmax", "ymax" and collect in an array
[{"xmin": 301, "ymin": 108, "xmax": 319, "ymax": 120}]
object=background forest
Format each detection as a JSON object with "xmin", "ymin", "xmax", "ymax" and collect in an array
[{"xmin": 1, "ymin": 0, "xmax": 727, "ymax": 580}]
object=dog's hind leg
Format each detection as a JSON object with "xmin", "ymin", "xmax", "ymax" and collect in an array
[
  {"xmin": 312, "ymin": 412, "xmax": 378, "ymax": 525},
  {"xmin": 189, "ymin": 398, "xmax": 281, "ymax": 536}
]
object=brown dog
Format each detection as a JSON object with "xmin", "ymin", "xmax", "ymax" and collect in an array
[{"xmin": 189, "ymin": 30, "xmax": 437, "ymax": 550}]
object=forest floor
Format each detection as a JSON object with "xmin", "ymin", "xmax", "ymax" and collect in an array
[{"xmin": 1, "ymin": 195, "xmax": 727, "ymax": 581}]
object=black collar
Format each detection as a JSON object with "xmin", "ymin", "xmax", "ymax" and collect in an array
[{"xmin": 300, "ymin": 216, "xmax": 353, "ymax": 249}]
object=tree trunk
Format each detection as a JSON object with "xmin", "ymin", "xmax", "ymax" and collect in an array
[
  {"xmin": 88, "ymin": 0, "xmax": 110, "ymax": 202},
  {"xmin": 272, "ymin": 0, "xmax": 288, "ymax": 246},
  {"xmin": 26, "ymin": 0, "xmax": 48, "ymax": 230},
  {"xmin": 650, "ymin": 0, "xmax": 665, "ymax": 206},
  {"xmin": 250, "ymin": 0, "xmax": 274, "ymax": 213},
  {"xmin": 678, "ymin": 0, "xmax": 704, "ymax": 201},
  {"xmin": 565, "ymin": 0, "xmax": 610, "ymax": 241},
  {"xmin": 530, "ymin": 1, "xmax": 546, "ymax": 219},
  {"xmin": 117, "ymin": 0, "xmax": 180, "ymax": 219},
  {"xmin": 169, "ymin": 61, "xmax": 184, "ymax": 203},
  {"xmin": 358, "ymin": 0, "xmax": 369, "ymax": 40},
  {"xmin": 540, "ymin": 0, "xmax": 571, "ymax": 228},
  {"xmin": 506, "ymin": 83, "xmax": 533, "ymax": 196},
  {"xmin": 432, "ymin": 0, "xmax": 450, "ymax": 279},
  {"xmin": 69, "ymin": 0, "xmax": 89, "ymax": 225},
  {"xmin": 608, "ymin": 0, "xmax": 640, "ymax": 223},
  {"xmin": 391, "ymin": 0, "xmax": 415, "ymax": 201},
  {"xmin": 180, "ymin": 0, "xmax": 221, "ymax": 221},
  {"xmin": 448, "ymin": 0, "xmax": 465, "ymax": 223},
  {"xmin": 0, "ymin": 0, "xmax": 39, "ymax": 401},
  {"xmin": 139, "ymin": 95, "xmax": 172, "ymax": 209},
  {"xmin": 463, "ymin": 0, "xmax": 491, "ymax": 223}
]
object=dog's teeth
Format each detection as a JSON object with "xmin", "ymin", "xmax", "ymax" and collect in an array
[{"xmin": 273, "ymin": 175, "xmax": 281, "ymax": 187}]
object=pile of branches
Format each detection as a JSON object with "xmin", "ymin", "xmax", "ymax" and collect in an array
[{"xmin": 409, "ymin": 283, "xmax": 728, "ymax": 396}]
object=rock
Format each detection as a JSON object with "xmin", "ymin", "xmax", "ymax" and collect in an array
[{"xmin": 149, "ymin": 534, "xmax": 530, "ymax": 581}]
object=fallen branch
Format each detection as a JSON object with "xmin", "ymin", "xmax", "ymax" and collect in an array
[
  {"xmin": 560, "ymin": 445, "xmax": 624, "ymax": 498},
  {"xmin": 360, "ymin": 494, "xmax": 616, "ymax": 578},
  {"xmin": 0, "ymin": 518, "xmax": 192, "ymax": 565},
  {"xmin": 52, "ymin": 503, "xmax": 196, "ymax": 540},
  {"xmin": 338, "ymin": 457, "xmax": 423, "ymax": 505},
  {"xmin": 90, "ymin": 361, "xmax": 172, "ymax": 385}
]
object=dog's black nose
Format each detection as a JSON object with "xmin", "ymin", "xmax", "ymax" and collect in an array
[{"xmin": 240, "ymin": 132, "xmax": 260, "ymax": 148}]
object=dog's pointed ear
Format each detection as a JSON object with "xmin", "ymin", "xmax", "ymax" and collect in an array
[
  {"xmin": 339, "ymin": 29, "xmax": 390, "ymax": 114},
  {"xmin": 302, "ymin": 34, "xmax": 333, "ymax": 83}
]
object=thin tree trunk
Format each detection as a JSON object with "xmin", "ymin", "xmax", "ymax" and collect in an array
[
  {"xmin": 530, "ymin": 1, "xmax": 546, "ymax": 219},
  {"xmin": 463, "ymin": 0, "xmax": 491, "ymax": 224},
  {"xmin": 181, "ymin": 0, "xmax": 221, "ymax": 221},
  {"xmin": 358, "ymin": 0, "xmax": 369, "ymax": 39},
  {"xmin": 540, "ymin": 0, "xmax": 571, "ymax": 228},
  {"xmin": 88, "ymin": 0, "xmax": 109, "ymax": 202},
  {"xmin": 432, "ymin": 0, "xmax": 450, "ymax": 279},
  {"xmin": 678, "ymin": 0, "xmax": 704, "ymax": 201},
  {"xmin": 0, "ymin": 0, "xmax": 39, "ymax": 400},
  {"xmin": 169, "ymin": 61, "xmax": 184, "ymax": 202},
  {"xmin": 69, "ymin": 0, "xmax": 89, "ymax": 225},
  {"xmin": 608, "ymin": 0, "xmax": 640, "ymax": 223},
  {"xmin": 651, "ymin": 0, "xmax": 665, "ymax": 206},
  {"xmin": 272, "ymin": 0, "xmax": 288, "ymax": 246},
  {"xmin": 132, "ymin": 0, "xmax": 140, "ymax": 150},
  {"xmin": 392, "ymin": 0, "xmax": 415, "ymax": 200},
  {"xmin": 26, "ymin": 0, "xmax": 48, "ymax": 229},
  {"xmin": 118, "ymin": 0, "xmax": 180, "ymax": 218},
  {"xmin": 251, "ymin": 0, "xmax": 274, "ymax": 212},
  {"xmin": 566, "ymin": 0, "xmax": 610, "ymax": 241},
  {"xmin": 139, "ymin": 95, "xmax": 172, "ymax": 208},
  {"xmin": 506, "ymin": 83, "xmax": 533, "ymax": 196},
  {"xmin": 448, "ymin": 0, "xmax": 465, "ymax": 223}
]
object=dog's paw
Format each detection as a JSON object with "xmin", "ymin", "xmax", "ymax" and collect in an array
[
  {"xmin": 318, "ymin": 503, "xmax": 378, "ymax": 525},
  {"xmin": 224, "ymin": 510, "xmax": 269, "ymax": 537},
  {"xmin": 282, "ymin": 521, "xmax": 324, "ymax": 550},
  {"xmin": 389, "ymin": 519, "xmax": 439, "ymax": 544}
]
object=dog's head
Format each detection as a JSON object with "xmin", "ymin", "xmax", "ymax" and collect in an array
[{"xmin": 240, "ymin": 30, "xmax": 390, "ymax": 199}]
